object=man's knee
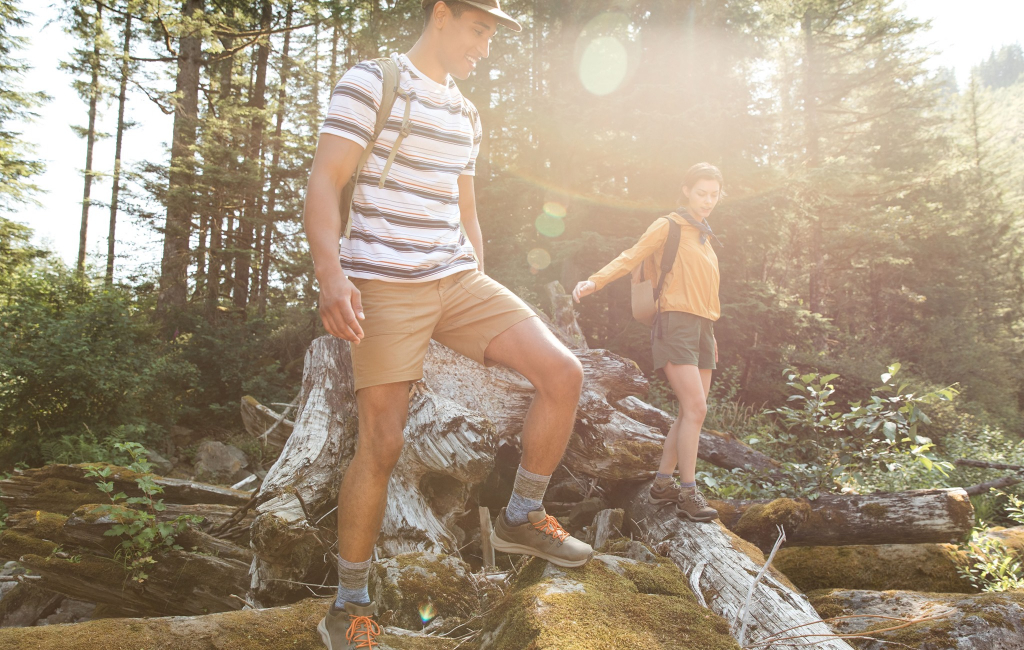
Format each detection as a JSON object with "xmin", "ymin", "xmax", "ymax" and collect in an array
[
  {"xmin": 355, "ymin": 384, "xmax": 410, "ymax": 473},
  {"xmin": 536, "ymin": 352, "xmax": 584, "ymax": 401}
]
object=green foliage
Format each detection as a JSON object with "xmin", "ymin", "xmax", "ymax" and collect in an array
[
  {"xmin": 698, "ymin": 364, "xmax": 956, "ymax": 499},
  {"xmin": 957, "ymin": 490, "xmax": 1024, "ymax": 593},
  {"xmin": 0, "ymin": 264, "xmax": 198, "ymax": 467},
  {"xmin": 84, "ymin": 442, "xmax": 202, "ymax": 584}
]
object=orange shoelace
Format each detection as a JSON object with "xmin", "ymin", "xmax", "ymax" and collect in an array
[
  {"xmin": 533, "ymin": 514, "xmax": 570, "ymax": 542},
  {"xmin": 346, "ymin": 615, "xmax": 382, "ymax": 649}
]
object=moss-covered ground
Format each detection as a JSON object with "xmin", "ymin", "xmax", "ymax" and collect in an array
[{"xmin": 481, "ymin": 554, "xmax": 739, "ymax": 650}]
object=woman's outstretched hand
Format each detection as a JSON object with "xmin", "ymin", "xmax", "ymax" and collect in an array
[{"xmin": 572, "ymin": 280, "xmax": 596, "ymax": 303}]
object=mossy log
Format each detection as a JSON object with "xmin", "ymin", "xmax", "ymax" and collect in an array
[
  {"xmin": 712, "ymin": 488, "xmax": 975, "ymax": 551},
  {"xmin": 774, "ymin": 544, "xmax": 975, "ymax": 593},
  {"xmin": 627, "ymin": 482, "xmax": 856, "ymax": 650},
  {"xmin": 0, "ymin": 597, "xmax": 460, "ymax": 650},
  {"xmin": 808, "ymin": 588, "xmax": 1024, "ymax": 650},
  {"xmin": 0, "ymin": 509, "xmax": 250, "ymax": 617},
  {"xmin": 479, "ymin": 552, "xmax": 740, "ymax": 650},
  {"xmin": 0, "ymin": 463, "xmax": 251, "ymax": 516}
]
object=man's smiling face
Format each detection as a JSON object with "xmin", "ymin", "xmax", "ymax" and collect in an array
[{"xmin": 437, "ymin": 4, "xmax": 497, "ymax": 80}]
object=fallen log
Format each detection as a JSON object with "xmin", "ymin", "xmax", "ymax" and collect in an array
[
  {"xmin": 0, "ymin": 508, "xmax": 250, "ymax": 617},
  {"xmin": 711, "ymin": 488, "xmax": 975, "ymax": 550},
  {"xmin": 0, "ymin": 597, "xmax": 461, "ymax": 650},
  {"xmin": 773, "ymin": 543, "xmax": 974, "ymax": 593},
  {"xmin": 615, "ymin": 395, "xmax": 781, "ymax": 473},
  {"xmin": 809, "ymin": 588, "xmax": 1024, "ymax": 650},
  {"xmin": 0, "ymin": 463, "xmax": 251, "ymax": 516},
  {"xmin": 545, "ymin": 280, "xmax": 588, "ymax": 350},
  {"xmin": 627, "ymin": 482, "xmax": 856, "ymax": 650}
]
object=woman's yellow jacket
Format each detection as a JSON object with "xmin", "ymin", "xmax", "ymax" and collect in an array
[{"xmin": 587, "ymin": 212, "xmax": 720, "ymax": 321}]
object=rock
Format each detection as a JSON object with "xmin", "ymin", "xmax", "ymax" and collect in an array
[
  {"xmin": 809, "ymin": 589, "xmax": 1024, "ymax": 650},
  {"xmin": 371, "ymin": 552, "xmax": 478, "ymax": 634},
  {"xmin": 35, "ymin": 598, "xmax": 95, "ymax": 626},
  {"xmin": 0, "ymin": 582, "xmax": 63, "ymax": 628},
  {"xmin": 193, "ymin": 441, "xmax": 249, "ymax": 484},
  {"xmin": 4, "ymin": 561, "xmax": 20, "ymax": 571},
  {"xmin": 775, "ymin": 544, "xmax": 975, "ymax": 594},
  {"xmin": 479, "ymin": 554, "xmax": 739, "ymax": 649},
  {"xmin": 144, "ymin": 448, "xmax": 174, "ymax": 476}
]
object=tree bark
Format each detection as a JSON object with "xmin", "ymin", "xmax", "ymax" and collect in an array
[
  {"xmin": 157, "ymin": 0, "xmax": 205, "ymax": 317},
  {"xmin": 76, "ymin": 2, "xmax": 103, "ymax": 275},
  {"xmin": 712, "ymin": 488, "xmax": 975, "ymax": 551},
  {"xmin": 627, "ymin": 482, "xmax": 857, "ymax": 650},
  {"xmin": 232, "ymin": 0, "xmax": 272, "ymax": 312},
  {"xmin": 105, "ymin": 11, "xmax": 131, "ymax": 284}
]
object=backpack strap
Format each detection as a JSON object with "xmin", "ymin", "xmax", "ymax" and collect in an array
[
  {"xmin": 653, "ymin": 217, "xmax": 682, "ymax": 339},
  {"xmin": 343, "ymin": 56, "xmax": 404, "ymax": 239}
]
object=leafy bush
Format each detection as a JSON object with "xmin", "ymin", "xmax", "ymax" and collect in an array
[
  {"xmin": 957, "ymin": 490, "xmax": 1024, "ymax": 592},
  {"xmin": 0, "ymin": 266, "xmax": 198, "ymax": 467}
]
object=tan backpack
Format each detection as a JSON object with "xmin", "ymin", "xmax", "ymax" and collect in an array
[
  {"xmin": 630, "ymin": 217, "xmax": 681, "ymax": 328},
  {"xmin": 339, "ymin": 56, "xmax": 412, "ymax": 239}
]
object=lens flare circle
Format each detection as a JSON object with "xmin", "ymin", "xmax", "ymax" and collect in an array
[
  {"xmin": 527, "ymin": 248, "xmax": 552, "ymax": 270},
  {"xmin": 419, "ymin": 601, "xmax": 436, "ymax": 624},
  {"xmin": 579, "ymin": 36, "xmax": 629, "ymax": 96},
  {"xmin": 542, "ymin": 201, "xmax": 567, "ymax": 218},
  {"xmin": 535, "ymin": 213, "xmax": 566, "ymax": 238}
]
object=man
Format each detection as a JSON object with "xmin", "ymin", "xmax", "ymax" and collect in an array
[{"xmin": 304, "ymin": 1, "xmax": 593, "ymax": 647}]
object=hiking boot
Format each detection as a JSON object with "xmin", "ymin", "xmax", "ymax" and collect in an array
[
  {"xmin": 676, "ymin": 487, "xmax": 719, "ymax": 522},
  {"xmin": 318, "ymin": 601, "xmax": 383, "ymax": 649},
  {"xmin": 648, "ymin": 478, "xmax": 679, "ymax": 505},
  {"xmin": 491, "ymin": 507, "xmax": 593, "ymax": 568}
]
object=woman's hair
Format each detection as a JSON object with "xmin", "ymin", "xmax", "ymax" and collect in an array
[{"xmin": 681, "ymin": 162, "xmax": 724, "ymax": 192}]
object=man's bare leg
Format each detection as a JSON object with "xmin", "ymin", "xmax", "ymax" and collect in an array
[
  {"xmin": 484, "ymin": 317, "xmax": 584, "ymax": 476},
  {"xmin": 334, "ymin": 380, "xmax": 410, "ymax": 606}
]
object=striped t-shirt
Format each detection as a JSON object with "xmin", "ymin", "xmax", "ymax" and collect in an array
[{"xmin": 320, "ymin": 52, "xmax": 482, "ymax": 282}]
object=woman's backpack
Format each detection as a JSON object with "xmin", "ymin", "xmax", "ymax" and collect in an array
[{"xmin": 630, "ymin": 217, "xmax": 681, "ymax": 327}]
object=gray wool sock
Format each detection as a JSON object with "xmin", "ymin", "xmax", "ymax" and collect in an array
[
  {"xmin": 653, "ymin": 472, "xmax": 674, "ymax": 489},
  {"xmin": 334, "ymin": 555, "xmax": 371, "ymax": 608},
  {"xmin": 504, "ymin": 465, "xmax": 551, "ymax": 526}
]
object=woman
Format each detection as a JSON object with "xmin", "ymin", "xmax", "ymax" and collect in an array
[{"xmin": 573, "ymin": 162, "xmax": 723, "ymax": 521}]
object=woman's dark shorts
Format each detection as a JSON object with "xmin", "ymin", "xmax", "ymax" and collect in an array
[{"xmin": 652, "ymin": 311, "xmax": 717, "ymax": 375}]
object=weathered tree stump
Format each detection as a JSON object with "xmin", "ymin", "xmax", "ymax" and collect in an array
[{"xmin": 627, "ymin": 482, "xmax": 856, "ymax": 650}]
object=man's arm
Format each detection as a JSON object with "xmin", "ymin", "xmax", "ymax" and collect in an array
[
  {"xmin": 458, "ymin": 174, "xmax": 485, "ymax": 274},
  {"xmin": 303, "ymin": 133, "xmax": 366, "ymax": 342}
]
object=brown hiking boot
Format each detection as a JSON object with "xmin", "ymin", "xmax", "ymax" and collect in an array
[
  {"xmin": 318, "ymin": 601, "xmax": 383, "ymax": 649},
  {"xmin": 648, "ymin": 478, "xmax": 679, "ymax": 505},
  {"xmin": 676, "ymin": 487, "xmax": 719, "ymax": 522},
  {"xmin": 491, "ymin": 507, "xmax": 594, "ymax": 568}
]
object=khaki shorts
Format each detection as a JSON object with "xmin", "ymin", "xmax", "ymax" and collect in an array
[{"xmin": 349, "ymin": 270, "xmax": 536, "ymax": 391}]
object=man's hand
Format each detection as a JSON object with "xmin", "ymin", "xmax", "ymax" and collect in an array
[
  {"xmin": 318, "ymin": 274, "xmax": 365, "ymax": 342},
  {"xmin": 572, "ymin": 280, "xmax": 596, "ymax": 303}
]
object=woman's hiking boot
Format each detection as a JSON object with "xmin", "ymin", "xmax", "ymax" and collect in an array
[
  {"xmin": 491, "ymin": 507, "xmax": 594, "ymax": 567},
  {"xmin": 648, "ymin": 478, "xmax": 679, "ymax": 504},
  {"xmin": 676, "ymin": 487, "xmax": 719, "ymax": 522},
  {"xmin": 318, "ymin": 601, "xmax": 383, "ymax": 649}
]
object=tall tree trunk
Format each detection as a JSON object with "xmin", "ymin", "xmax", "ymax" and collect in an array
[
  {"xmin": 258, "ymin": 2, "xmax": 293, "ymax": 316},
  {"xmin": 232, "ymin": 0, "xmax": 272, "ymax": 313},
  {"xmin": 158, "ymin": 0, "xmax": 205, "ymax": 318},
  {"xmin": 205, "ymin": 37, "xmax": 234, "ymax": 321},
  {"xmin": 77, "ymin": 2, "xmax": 103, "ymax": 275},
  {"xmin": 802, "ymin": 9, "xmax": 825, "ymax": 315},
  {"xmin": 105, "ymin": 11, "xmax": 131, "ymax": 285}
]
